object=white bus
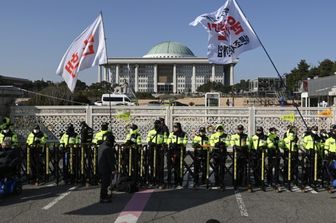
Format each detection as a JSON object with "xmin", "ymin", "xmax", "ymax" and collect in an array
[{"xmin": 94, "ymin": 93, "xmax": 135, "ymax": 106}]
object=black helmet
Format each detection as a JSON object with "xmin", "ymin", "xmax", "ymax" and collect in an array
[
  {"xmin": 66, "ymin": 124, "xmax": 74, "ymax": 134},
  {"xmin": 130, "ymin": 124, "xmax": 138, "ymax": 130},
  {"xmin": 154, "ymin": 120, "xmax": 161, "ymax": 125},
  {"xmin": 67, "ymin": 124, "xmax": 74, "ymax": 131},
  {"xmin": 173, "ymin": 122, "xmax": 181, "ymax": 129},
  {"xmin": 311, "ymin": 126, "xmax": 318, "ymax": 131},
  {"xmin": 199, "ymin": 127, "xmax": 206, "ymax": 133},
  {"xmin": 105, "ymin": 133, "xmax": 114, "ymax": 145},
  {"xmin": 269, "ymin": 127, "xmax": 278, "ymax": 132},
  {"xmin": 256, "ymin": 126, "xmax": 263, "ymax": 132},
  {"xmin": 332, "ymin": 124, "xmax": 336, "ymax": 130},
  {"xmin": 216, "ymin": 125, "xmax": 224, "ymax": 131},
  {"xmin": 237, "ymin": 124, "xmax": 244, "ymax": 131},
  {"xmin": 34, "ymin": 125, "xmax": 40, "ymax": 130},
  {"xmin": 101, "ymin": 122, "xmax": 108, "ymax": 131}
]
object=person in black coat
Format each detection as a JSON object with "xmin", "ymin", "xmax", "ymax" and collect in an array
[{"xmin": 98, "ymin": 133, "xmax": 115, "ymax": 203}]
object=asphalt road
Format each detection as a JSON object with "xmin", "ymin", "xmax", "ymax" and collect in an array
[{"xmin": 1, "ymin": 182, "xmax": 336, "ymax": 223}]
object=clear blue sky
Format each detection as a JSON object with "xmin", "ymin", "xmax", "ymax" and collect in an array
[{"xmin": 0, "ymin": 0, "xmax": 335, "ymax": 85}]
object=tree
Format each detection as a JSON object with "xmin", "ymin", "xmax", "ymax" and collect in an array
[
  {"xmin": 233, "ymin": 79, "xmax": 250, "ymax": 93},
  {"xmin": 74, "ymin": 80, "xmax": 88, "ymax": 91},
  {"xmin": 196, "ymin": 81, "xmax": 231, "ymax": 94},
  {"xmin": 286, "ymin": 60, "xmax": 310, "ymax": 91},
  {"xmin": 318, "ymin": 59, "xmax": 335, "ymax": 77},
  {"xmin": 26, "ymin": 82, "xmax": 90, "ymax": 105}
]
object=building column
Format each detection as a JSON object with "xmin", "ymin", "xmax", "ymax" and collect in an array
[
  {"xmin": 98, "ymin": 66, "xmax": 102, "ymax": 82},
  {"xmin": 173, "ymin": 65, "xmax": 177, "ymax": 94},
  {"xmin": 230, "ymin": 63, "xmax": 234, "ymax": 86},
  {"xmin": 103, "ymin": 67, "xmax": 108, "ymax": 82},
  {"xmin": 211, "ymin": 64, "xmax": 215, "ymax": 82},
  {"xmin": 192, "ymin": 65, "xmax": 196, "ymax": 93},
  {"xmin": 116, "ymin": 65, "xmax": 119, "ymax": 84},
  {"xmin": 154, "ymin": 65, "xmax": 158, "ymax": 93},
  {"xmin": 135, "ymin": 64, "xmax": 139, "ymax": 92}
]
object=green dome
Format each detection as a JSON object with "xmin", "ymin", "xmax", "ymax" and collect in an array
[{"xmin": 143, "ymin": 41, "xmax": 195, "ymax": 58}]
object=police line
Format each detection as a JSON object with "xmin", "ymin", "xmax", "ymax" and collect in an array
[{"xmin": 17, "ymin": 142, "xmax": 335, "ymax": 192}]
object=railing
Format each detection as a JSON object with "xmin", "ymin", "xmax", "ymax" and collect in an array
[
  {"xmin": 6, "ymin": 142, "xmax": 333, "ymax": 191},
  {"xmin": 11, "ymin": 105, "xmax": 335, "ymax": 144}
]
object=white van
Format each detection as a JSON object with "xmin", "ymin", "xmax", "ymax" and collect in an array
[{"xmin": 95, "ymin": 93, "xmax": 135, "ymax": 106}]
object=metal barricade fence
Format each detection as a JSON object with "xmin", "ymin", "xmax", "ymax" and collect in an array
[{"xmin": 15, "ymin": 143, "xmax": 333, "ymax": 191}]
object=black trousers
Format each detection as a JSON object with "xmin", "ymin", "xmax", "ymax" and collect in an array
[
  {"xmin": 194, "ymin": 149, "xmax": 207, "ymax": 185},
  {"xmin": 100, "ymin": 172, "xmax": 112, "ymax": 199},
  {"xmin": 147, "ymin": 145, "xmax": 164, "ymax": 185},
  {"xmin": 236, "ymin": 147, "xmax": 248, "ymax": 186},
  {"xmin": 283, "ymin": 150, "xmax": 299, "ymax": 185},
  {"xmin": 249, "ymin": 150, "xmax": 261, "ymax": 186},
  {"xmin": 167, "ymin": 146, "xmax": 185, "ymax": 186},
  {"xmin": 31, "ymin": 147, "xmax": 43, "ymax": 183},
  {"xmin": 267, "ymin": 149, "xmax": 280, "ymax": 186},
  {"xmin": 212, "ymin": 148, "xmax": 227, "ymax": 187}
]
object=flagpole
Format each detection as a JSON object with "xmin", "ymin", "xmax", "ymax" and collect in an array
[
  {"xmin": 100, "ymin": 11, "xmax": 113, "ymax": 129},
  {"xmin": 234, "ymin": 0, "xmax": 308, "ymax": 128}
]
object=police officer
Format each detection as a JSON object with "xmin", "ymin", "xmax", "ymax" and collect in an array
[
  {"xmin": 192, "ymin": 127, "xmax": 209, "ymax": 187},
  {"xmin": 60, "ymin": 124, "xmax": 80, "ymax": 184},
  {"xmin": 98, "ymin": 134, "xmax": 116, "ymax": 203},
  {"xmin": 210, "ymin": 124, "xmax": 229, "ymax": 188},
  {"xmin": 80, "ymin": 121, "xmax": 93, "ymax": 144},
  {"xmin": 230, "ymin": 124, "xmax": 248, "ymax": 188},
  {"xmin": 167, "ymin": 122, "xmax": 187, "ymax": 189},
  {"xmin": 26, "ymin": 125, "xmax": 48, "ymax": 185},
  {"xmin": 93, "ymin": 122, "xmax": 113, "ymax": 145},
  {"xmin": 283, "ymin": 125, "xmax": 292, "ymax": 138},
  {"xmin": 320, "ymin": 129, "xmax": 329, "ymax": 144},
  {"xmin": 249, "ymin": 126, "xmax": 267, "ymax": 190},
  {"xmin": 0, "ymin": 124, "xmax": 18, "ymax": 147},
  {"xmin": 302, "ymin": 126, "xmax": 321, "ymax": 188},
  {"xmin": 266, "ymin": 127, "xmax": 280, "ymax": 189},
  {"xmin": 159, "ymin": 118, "xmax": 169, "ymax": 141},
  {"xmin": 328, "ymin": 124, "xmax": 336, "ymax": 137},
  {"xmin": 146, "ymin": 120, "xmax": 165, "ymax": 186},
  {"xmin": 282, "ymin": 126, "xmax": 300, "ymax": 189},
  {"xmin": 0, "ymin": 117, "xmax": 11, "ymax": 131},
  {"xmin": 60, "ymin": 124, "xmax": 80, "ymax": 146},
  {"xmin": 324, "ymin": 125, "xmax": 336, "ymax": 191},
  {"xmin": 125, "ymin": 124, "xmax": 142, "ymax": 180},
  {"xmin": 79, "ymin": 121, "xmax": 93, "ymax": 184},
  {"xmin": 26, "ymin": 125, "xmax": 48, "ymax": 146}
]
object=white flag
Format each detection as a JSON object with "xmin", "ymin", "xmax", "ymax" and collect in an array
[
  {"xmin": 56, "ymin": 13, "xmax": 107, "ymax": 92},
  {"xmin": 190, "ymin": 0, "xmax": 261, "ymax": 64}
]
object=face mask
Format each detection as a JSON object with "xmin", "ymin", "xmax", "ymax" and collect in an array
[
  {"xmin": 33, "ymin": 129, "xmax": 40, "ymax": 134},
  {"xmin": 3, "ymin": 129, "xmax": 9, "ymax": 134},
  {"xmin": 289, "ymin": 132, "xmax": 295, "ymax": 138},
  {"xmin": 312, "ymin": 131, "xmax": 317, "ymax": 134}
]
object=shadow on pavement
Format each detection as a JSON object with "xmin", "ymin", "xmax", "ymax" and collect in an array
[
  {"xmin": 0, "ymin": 184, "xmax": 79, "ymax": 206},
  {"xmin": 65, "ymin": 188, "xmax": 242, "ymax": 216}
]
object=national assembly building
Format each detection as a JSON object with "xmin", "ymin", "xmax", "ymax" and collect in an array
[{"xmin": 98, "ymin": 41, "xmax": 237, "ymax": 94}]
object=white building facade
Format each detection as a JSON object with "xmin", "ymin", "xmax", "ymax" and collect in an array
[{"xmin": 98, "ymin": 41, "xmax": 236, "ymax": 94}]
